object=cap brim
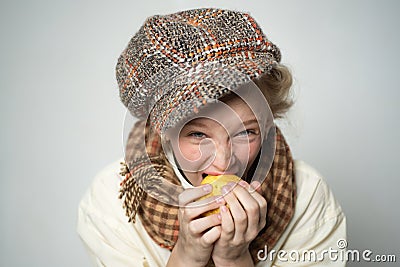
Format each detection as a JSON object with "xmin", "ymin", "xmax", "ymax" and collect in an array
[{"xmin": 128, "ymin": 54, "xmax": 275, "ymax": 133}]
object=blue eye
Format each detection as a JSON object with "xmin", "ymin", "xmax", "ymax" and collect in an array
[
  {"xmin": 236, "ymin": 129, "xmax": 255, "ymax": 136},
  {"xmin": 189, "ymin": 132, "xmax": 206, "ymax": 138}
]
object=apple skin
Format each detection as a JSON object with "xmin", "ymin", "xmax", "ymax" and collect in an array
[{"xmin": 199, "ymin": 174, "xmax": 242, "ymax": 216}]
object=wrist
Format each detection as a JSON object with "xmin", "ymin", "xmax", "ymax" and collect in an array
[
  {"xmin": 167, "ymin": 239, "xmax": 209, "ymax": 267},
  {"xmin": 213, "ymin": 250, "xmax": 253, "ymax": 267}
]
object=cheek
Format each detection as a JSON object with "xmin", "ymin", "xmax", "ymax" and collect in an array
[
  {"xmin": 174, "ymin": 140, "xmax": 207, "ymax": 174},
  {"xmin": 177, "ymin": 141, "xmax": 201, "ymax": 161},
  {"xmin": 248, "ymin": 141, "xmax": 261, "ymax": 163},
  {"xmin": 233, "ymin": 139, "xmax": 261, "ymax": 166}
]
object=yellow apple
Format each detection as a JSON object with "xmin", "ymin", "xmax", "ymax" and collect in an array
[{"xmin": 199, "ymin": 174, "xmax": 241, "ymax": 216}]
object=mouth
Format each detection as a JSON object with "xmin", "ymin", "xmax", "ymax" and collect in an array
[{"xmin": 201, "ymin": 171, "xmax": 238, "ymax": 179}]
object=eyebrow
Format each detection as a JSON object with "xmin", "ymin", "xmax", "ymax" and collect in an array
[
  {"xmin": 242, "ymin": 119, "xmax": 259, "ymax": 127},
  {"xmin": 185, "ymin": 118, "xmax": 259, "ymax": 129},
  {"xmin": 184, "ymin": 120, "xmax": 209, "ymax": 128}
]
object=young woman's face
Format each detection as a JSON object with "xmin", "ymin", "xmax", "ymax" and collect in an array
[{"xmin": 168, "ymin": 95, "xmax": 262, "ymax": 186}]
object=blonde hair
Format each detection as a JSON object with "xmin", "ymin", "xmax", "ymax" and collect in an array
[{"xmin": 253, "ymin": 64, "xmax": 294, "ymax": 118}]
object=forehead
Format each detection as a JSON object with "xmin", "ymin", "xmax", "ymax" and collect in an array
[
  {"xmin": 162, "ymin": 83, "xmax": 273, "ymax": 138},
  {"xmin": 180, "ymin": 95, "xmax": 258, "ymax": 130},
  {"xmin": 206, "ymin": 95, "xmax": 254, "ymax": 117}
]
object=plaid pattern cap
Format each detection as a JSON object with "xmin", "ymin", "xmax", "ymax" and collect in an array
[{"xmin": 116, "ymin": 8, "xmax": 281, "ymax": 133}]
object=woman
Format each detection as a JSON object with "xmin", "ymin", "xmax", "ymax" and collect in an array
[{"xmin": 77, "ymin": 8, "xmax": 346, "ymax": 266}]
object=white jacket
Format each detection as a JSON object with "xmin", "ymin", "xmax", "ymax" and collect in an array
[{"xmin": 77, "ymin": 160, "xmax": 346, "ymax": 266}]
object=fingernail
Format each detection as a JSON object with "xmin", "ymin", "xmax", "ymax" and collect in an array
[
  {"xmin": 250, "ymin": 181, "xmax": 261, "ymax": 192},
  {"xmin": 239, "ymin": 180, "xmax": 248, "ymax": 187},
  {"xmin": 221, "ymin": 185, "xmax": 229, "ymax": 194},
  {"xmin": 216, "ymin": 196, "xmax": 224, "ymax": 204},
  {"xmin": 203, "ymin": 184, "xmax": 212, "ymax": 192},
  {"xmin": 220, "ymin": 205, "xmax": 227, "ymax": 212}
]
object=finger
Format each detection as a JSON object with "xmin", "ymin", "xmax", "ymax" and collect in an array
[
  {"xmin": 188, "ymin": 213, "xmax": 222, "ymax": 235},
  {"xmin": 247, "ymin": 181, "xmax": 267, "ymax": 228},
  {"xmin": 201, "ymin": 225, "xmax": 221, "ymax": 246},
  {"xmin": 186, "ymin": 195, "xmax": 225, "ymax": 208},
  {"xmin": 239, "ymin": 181, "xmax": 267, "ymax": 229},
  {"xmin": 252, "ymin": 193, "xmax": 267, "ymax": 229},
  {"xmin": 183, "ymin": 195, "xmax": 225, "ymax": 220},
  {"xmin": 230, "ymin": 183, "xmax": 260, "ymax": 230},
  {"xmin": 222, "ymin": 184, "xmax": 247, "ymax": 235},
  {"xmin": 219, "ymin": 205, "xmax": 234, "ymax": 240},
  {"xmin": 250, "ymin": 180, "xmax": 262, "ymax": 194},
  {"xmin": 234, "ymin": 181, "xmax": 260, "ymax": 213},
  {"xmin": 178, "ymin": 184, "xmax": 212, "ymax": 206}
]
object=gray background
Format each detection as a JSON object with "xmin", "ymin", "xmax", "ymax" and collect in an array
[{"xmin": 1, "ymin": 0, "xmax": 399, "ymax": 266}]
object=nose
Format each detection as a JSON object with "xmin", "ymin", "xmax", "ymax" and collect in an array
[{"xmin": 211, "ymin": 141, "xmax": 232, "ymax": 172}]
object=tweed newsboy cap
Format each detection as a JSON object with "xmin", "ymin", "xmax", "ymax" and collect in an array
[{"xmin": 116, "ymin": 8, "xmax": 281, "ymax": 133}]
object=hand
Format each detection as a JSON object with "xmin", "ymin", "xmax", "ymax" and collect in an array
[
  {"xmin": 167, "ymin": 184, "xmax": 225, "ymax": 267},
  {"xmin": 211, "ymin": 180, "xmax": 267, "ymax": 266}
]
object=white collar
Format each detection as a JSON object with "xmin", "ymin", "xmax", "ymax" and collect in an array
[{"xmin": 169, "ymin": 156, "xmax": 194, "ymax": 189}]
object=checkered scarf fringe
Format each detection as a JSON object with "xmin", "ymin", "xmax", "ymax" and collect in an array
[{"xmin": 119, "ymin": 120, "xmax": 296, "ymax": 265}]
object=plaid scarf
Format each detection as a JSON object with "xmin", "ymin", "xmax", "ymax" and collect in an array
[{"xmin": 119, "ymin": 120, "xmax": 296, "ymax": 265}]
